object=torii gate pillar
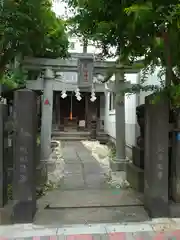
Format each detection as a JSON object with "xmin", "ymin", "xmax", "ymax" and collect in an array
[
  {"xmin": 111, "ymin": 71, "xmax": 127, "ymax": 171},
  {"xmin": 40, "ymin": 68, "xmax": 54, "ymax": 162}
]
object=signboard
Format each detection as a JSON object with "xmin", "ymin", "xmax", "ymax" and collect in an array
[
  {"xmin": 78, "ymin": 57, "xmax": 94, "ymax": 87},
  {"xmin": 44, "ymin": 99, "xmax": 50, "ymax": 105}
]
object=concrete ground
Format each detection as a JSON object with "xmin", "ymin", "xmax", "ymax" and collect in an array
[
  {"xmin": 1, "ymin": 141, "xmax": 180, "ymax": 239},
  {"xmin": 1, "ymin": 220, "xmax": 180, "ymax": 239},
  {"xmin": 34, "ymin": 141, "xmax": 149, "ymax": 225}
]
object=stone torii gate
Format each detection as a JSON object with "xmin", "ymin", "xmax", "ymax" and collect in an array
[{"xmin": 22, "ymin": 53, "xmax": 140, "ymax": 170}]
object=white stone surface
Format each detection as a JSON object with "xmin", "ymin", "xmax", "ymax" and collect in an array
[
  {"xmin": 81, "ymin": 140, "xmax": 130, "ymax": 189},
  {"xmin": 105, "ymin": 223, "xmax": 153, "ymax": 233},
  {"xmin": 47, "ymin": 140, "xmax": 65, "ymax": 185},
  {"xmin": 57, "ymin": 224, "xmax": 107, "ymax": 235},
  {"xmin": 0, "ymin": 224, "xmax": 57, "ymax": 238},
  {"xmin": 1, "ymin": 219, "xmax": 180, "ymax": 237}
]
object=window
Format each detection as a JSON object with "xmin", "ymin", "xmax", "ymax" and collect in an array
[
  {"xmin": 69, "ymin": 42, "xmax": 75, "ymax": 50},
  {"xmin": 109, "ymin": 92, "xmax": 115, "ymax": 111}
]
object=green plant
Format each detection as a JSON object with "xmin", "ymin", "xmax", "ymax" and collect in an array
[
  {"xmin": 36, "ymin": 134, "xmax": 40, "ymax": 146},
  {"xmin": 7, "ymin": 180, "xmax": 59, "ymax": 200},
  {"xmin": 107, "ymin": 141, "xmax": 116, "ymax": 160},
  {"xmin": 36, "ymin": 181, "xmax": 59, "ymax": 199},
  {"xmin": 7, "ymin": 184, "xmax": 13, "ymax": 200},
  {"xmin": 0, "ymin": 0, "xmax": 69, "ymax": 82},
  {"xmin": 65, "ymin": 0, "xmax": 180, "ymax": 107}
]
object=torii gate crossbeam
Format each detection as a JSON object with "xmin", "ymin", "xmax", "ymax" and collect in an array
[
  {"xmin": 22, "ymin": 53, "xmax": 141, "ymax": 172},
  {"xmin": 23, "ymin": 55, "xmax": 141, "ymax": 74}
]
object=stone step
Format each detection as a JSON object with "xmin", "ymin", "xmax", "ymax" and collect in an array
[
  {"xmin": 34, "ymin": 205, "xmax": 149, "ymax": 225},
  {"xmin": 52, "ymin": 136, "xmax": 90, "ymax": 141},
  {"xmin": 52, "ymin": 131, "xmax": 108, "ymax": 136},
  {"xmin": 52, "ymin": 131, "xmax": 90, "ymax": 136},
  {"xmin": 40, "ymin": 189, "xmax": 144, "ymax": 208},
  {"xmin": 52, "ymin": 131, "xmax": 109, "ymax": 141}
]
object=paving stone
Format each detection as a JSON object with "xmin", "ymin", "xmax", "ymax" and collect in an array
[
  {"xmin": 0, "ymin": 226, "xmax": 58, "ymax": 238},
  {"xmin": 132, "ymin": 231, "xmax": 156, "ymax": 240},
  {"xmin": 108, "ymin": 232, "xmax": 135, "ymax": 240},
  {"xmin": 85, "ymin": 173, "xmax": 108, "ymax": 185},
  {"xmin": 83, "ymin": 163, "xmax": 105, "ymax": 174},
  {"xmin": 60, "ymin": 174, "xmax": 85, "ymax": 190},
  {"xmin": 34, "ymin": 141, "xmax": 149, "ymax": 225},
  {"xmin": 57, "ymin": 224, "xmax": 107, "ymax": 236},
  {"xmin": 64, "ymin": 158, "xmax": 81, "ymax": 164},
  {"xmin": 64, "ymin": 164, "xmax": 83, "ymax": 174},
  {"xmin": 106, "ymin": 223, "xmax": 153, "ymax": 234},
  {"xmin": 48, "ymin": 189, "xmax": 143, "ymax": 208},
  {"xmin": 34, "ymin": 206, "xmax": 149, "ymax": 225}
]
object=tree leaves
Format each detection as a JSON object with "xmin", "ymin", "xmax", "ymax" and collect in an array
[{"xmin": 0, "ymin": 0, "xmax": 69, "ymax": 76}]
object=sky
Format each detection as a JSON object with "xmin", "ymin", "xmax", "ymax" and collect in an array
[
  {"xmin": 51, "ymin": 1, "xmax": 137, "ymax": 81},
  {"xmin": 52, "ymin": 1, "xmax": 70, "ymax": 18}
]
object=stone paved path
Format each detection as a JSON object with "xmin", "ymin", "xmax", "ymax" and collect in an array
[
  {"xmin": 34, "ymin": 141, "xmax": 149, "ymax": 225},
  {"xmin": 61, "ymin": 141, "xmax": 110, "ymax": 190},
  {"xmin": 1, "ymin": 221, "xmax": 180, "ymax": 239}
]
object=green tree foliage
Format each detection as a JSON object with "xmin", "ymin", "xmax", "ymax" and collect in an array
[
  {"xmin": 0, "ymin": 0, "xmax": 69, "ymax": 77},
  {"xmin": 65, "ymin": 0, "xmax": 180, "ymax": 105},
  {"xmin": 65, "ymin": 0, "xmax": 180, "ymax": 79}
]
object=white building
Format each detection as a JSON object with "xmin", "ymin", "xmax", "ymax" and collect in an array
[
  {"xmin": 51, "ymin": 2, "xmax": 163, "ymax": 156},
  {"xmin": 66, "ymin": 37, "xmax": 163, "ymax": 157}
]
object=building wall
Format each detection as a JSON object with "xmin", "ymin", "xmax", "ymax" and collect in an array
[
  {"xmin": 125, "ymin": 74, "xmax": 139, "ymax": 148},
  {"xmin": 99, "ymin": 94, "xmax": 105, "ymax": 130},
  {"xmin": 104, "ymin": 68, "xmax": 163, "ymax": 157},
  {"xmin": 58, "ymin": 34, "xmax": 164, "ymax": 155},
  {"xmin": 104, "ymin": 91, "xmax": 116, "ymax": 138},
  {"xmin": 104, "ymin": 73, "xmax": 139, "ymax": 154}
]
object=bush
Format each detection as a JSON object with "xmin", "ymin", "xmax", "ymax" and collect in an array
[
  {"xmin": 107, "ymin": 141, "xmax": 116, "ymax": 159},
  {"xmin": 7, "ymin": 180, "xmax": 58, "ymax": 200}
]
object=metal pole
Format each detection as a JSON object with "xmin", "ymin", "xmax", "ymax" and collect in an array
[{"xmin": 70, "ymin": 93, "xmax": 73, "ymax": 120}]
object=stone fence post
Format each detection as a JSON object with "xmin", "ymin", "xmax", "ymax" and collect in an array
[
  {"xmin": 0, "ymin": 103, "xmax": 8, "ymax": 207},
  {"xmin": 144, "ymin": 95, "xmax": 169, "ymax": 217},
  {"xmin": 12, "ymin": 89, "xmax": 37, "ymax": 223}
]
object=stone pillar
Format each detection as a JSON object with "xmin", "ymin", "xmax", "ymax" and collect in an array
[
  {"xmin": 171, "ymin": 110, "xmax": 180, "ymax": 202},
  {"xmin": 12, "ymin": 89, "xmax": 37, "ymax": 223},
  {"xmin": 56, "ymin": 93, "xmax": 61, "ymax": 129},
  {"xmin": 0, "ymin": 103, "xmax": 8, "ymax": 207},
  {"xmin": 144, "ymin": 95, "xmax": 169, "ymax": 217},
  {"xmin": 40, "ymin": 68, "xmax": 54, "ymax": 161},
  {"xmin": 85, "ymin": 95, "xmax": 89, "ymax": 129},
  {"xmin": 113, "ymin": 71, "xmax": 126, "ymax": 171}
]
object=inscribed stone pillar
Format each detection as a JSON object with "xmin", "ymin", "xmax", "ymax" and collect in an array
[
  {"xmin": 114, "ymin": 71, "xmax": 126, "ymax": 171},
  {"xmin": 171, "ymin": 110, "xmax": 180, "ymax": 202},
  {"xmin": 12, "ymin": 89, "xmax": 37, "ymax": 223},
  {"xmin": 144, "ymin": 95, "xmax": 169, "ymax": 217},
  {"xmin": 40, "ymin": 68, "xmax": 54, "ymax": 161},
  {"xmin": 0, "ymin": 103, "xmax": 8, "ymax": 207}
]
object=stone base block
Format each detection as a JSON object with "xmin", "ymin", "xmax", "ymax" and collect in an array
[
  {"xmin": 132, "ymin": 146, "xmax": 144, "ymax": 169},
  {"xmin": 12, "ymin": 200, "xmax": 36, "ymax": 223},
  {"xmin": 126, "ymin": 163, "xmax": 144, "ymax": 193},
  {"xmin": 171, "ymin": 177, "xmax": 180, "ymax": 203},
  {"xmin": 109, "ymin": 158, "xmax": 126, "ymax": 172},
  {"xmin": 0, "ymin": 203, "xmax": 13, "ymax": 225},
  {"xmin": 169, "ymin": 201, "xmax": 180, "ymax": 217}
]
